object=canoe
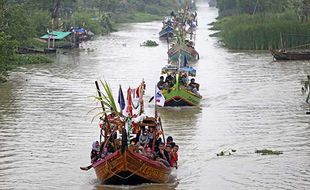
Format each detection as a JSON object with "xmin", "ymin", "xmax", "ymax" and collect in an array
[
  {"xmin": 93, "ymin": 149, "xmax": 171, "ymax": 185},
  {"xmin": 270, "ymin": 49, "xmax": 310, "ymax": 60}
]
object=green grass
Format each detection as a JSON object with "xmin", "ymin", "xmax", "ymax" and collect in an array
[
  {"xmin": 0, "ymin": 54, "xmax": 53, "ymax": 83},
  {"xmin": 211, "ymin": 12, "xmax": 310, "ymax": 50}
]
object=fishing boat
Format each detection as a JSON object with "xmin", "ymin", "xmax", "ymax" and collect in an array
[
  {"xmin": 160, "ymin": 65, "xmax": 202, "ymax": 106},
  {"xmin": 81, "ymin": 81, "xmax": 173, "ymax": 185},
  {"xmin": 270, "ymin": 49, "xmax": 310, "ymax": 60}
]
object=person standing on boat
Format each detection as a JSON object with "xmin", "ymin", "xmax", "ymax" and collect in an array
[{"xmin": 90, "ymin": 141, "xmax": 100, "ymax": 164}]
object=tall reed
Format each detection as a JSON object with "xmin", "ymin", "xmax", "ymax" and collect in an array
[{"xmin": 212, "ymin": 12, "xmax": 310, "ymax": 50}]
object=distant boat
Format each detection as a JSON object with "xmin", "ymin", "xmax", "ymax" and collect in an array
[
  {"xmin": 168, "ymin": 43, "xmax": 199, "ymax": 62},
  {"xmin": 270, "ymin": 49, "xmax": 310, "ymax": 60},
  {"xmin": 159, "ymin": 25, "xmax": 174, "ymax": 38}
]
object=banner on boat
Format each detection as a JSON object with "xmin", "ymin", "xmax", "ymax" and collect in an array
[{"xmin": 155, "ymin": 87, "xmax": 165, "ymax": 107}]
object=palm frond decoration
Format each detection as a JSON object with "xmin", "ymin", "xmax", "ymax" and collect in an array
[{"xmin": 94, "ymin": 80, "xmax": 118, "ymax": 114}]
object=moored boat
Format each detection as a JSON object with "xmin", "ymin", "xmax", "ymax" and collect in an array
[{"xmin": 270, "ymin": 49, "xmax": 310, "ymax": 61}]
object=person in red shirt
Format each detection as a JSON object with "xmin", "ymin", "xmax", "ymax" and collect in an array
[{"xmin": 170, "ymin": 144, "xmax": 179, "ymax": 169}]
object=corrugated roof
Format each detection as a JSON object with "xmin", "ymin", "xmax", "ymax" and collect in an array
[{"xmin": 40, "ymin": 31, "xmax": 71, "ymax": 40}]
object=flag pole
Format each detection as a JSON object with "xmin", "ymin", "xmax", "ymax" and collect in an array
[
  {"xmin": 119, "ymin": 84, "xmax": 122, "ymax": 115},
  {"xmin": 154, "ymin": 84, "xmax": 157, "ymax": 118}
]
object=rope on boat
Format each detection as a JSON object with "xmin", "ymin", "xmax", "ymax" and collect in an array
[
  {"xmin": 171, "ymin": 97, "xmax": 183, "ymax": 102},
  {"xmin": 105, "ymin": 158, "xmax": 147, "ymax": 180}
]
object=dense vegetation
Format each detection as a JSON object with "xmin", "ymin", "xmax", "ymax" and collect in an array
[
  {"xmin": 212, "ymin": 0, "xmax": 310, "ymax": 50},
  {"xmin": 0, "ymin": 0, "xmax": 177, "ymax": 82}
]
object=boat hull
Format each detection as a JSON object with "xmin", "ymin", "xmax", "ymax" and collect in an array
[
  {"xmin": 270, "ymin": 49, "xmax": 310, "ymax": 60},
  {"xmin": 163, "ymin": 86, "xmax": 202, "ymax": 106},
  {"xmin": 159, "ymin": 25, "xmax": 174, "ymax": 38},
  {"xmin": 93, "ymin": 150, "xmax": 171, "ymax": 185},
  {"xmin": 168, "ymin": 47, "xmax": 199, "ymax": 62}
]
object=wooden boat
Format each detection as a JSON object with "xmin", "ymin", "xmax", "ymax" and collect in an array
[
  {"xmin": 168, "ymin": 44, "xmax": 199, "ymax": 62},
  {"xmin": 85, "ymin": 81, "xmax": 173, "ymax": 185},
  {"xmin": 162, "ymin": 78, "xmax": 202, "ymax": 106},
  {"xmin": 270, "ymin": 49, "xmax": 310, "ymax": 60},
  {"xmin": 161, "ymin": 66, "xmax": 202, "ymax": 106},
  {"xmin": 93, "ymin": 149, "xmax": 171, "ymax": 185},
  {"xmin": 159, "ymin": 25, "xmax": 174, "ymax": 38}
]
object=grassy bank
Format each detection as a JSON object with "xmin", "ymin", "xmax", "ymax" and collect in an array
[
  {"xmin": 0, "ymin": 0, "xmax": 180, "ymax": 83},
  {"xmin": 211, "ymin": 12, "xmax": 310, "ymax": 50},
  {"xmin": 0, "ymin": 54, "xmax": 52, "ymax": 83}
]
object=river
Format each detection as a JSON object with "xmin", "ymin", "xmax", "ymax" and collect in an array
[{"xmin": 1, "ymin": 2, "xmax": 310, "ymax": 190}]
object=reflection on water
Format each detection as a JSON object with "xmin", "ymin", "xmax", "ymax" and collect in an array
[{"xmin": 1, "ymin": 2, "xmax": 310, "ymax": 190}]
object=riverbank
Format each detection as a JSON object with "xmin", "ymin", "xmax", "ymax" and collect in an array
[
  {"xmin": 0, "ymin": 54, "xmax": 53, "ymax": 83},
  {"xmin": 210, "ymin": 11, "xmax": 310, "ymax": 50},
  {"xmin": 0, "ymin": 0, "xmax": 180, "ymax": 84}
]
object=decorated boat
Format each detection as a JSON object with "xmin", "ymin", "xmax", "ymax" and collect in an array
[
  {"xmin": 162, "ymin": 74, "xmax": 202, "ymax": 106},
  {"xmin": 168, "ymin": 43, "xmax": 199, "ymax": 62},
  {"xmin": 167, "ymin": 20, "xmax": 199, "ymax": 62},
  {"xmin": 81, "ymin": 80, "xmax": 174, "ymax": 185},
  {"xmin": 93, "ymin": 117, "xmax": 172, "ymax": 185},
  {"xmin": 159, "ymin": 63, "xmax": 202, "ymax": 107}
]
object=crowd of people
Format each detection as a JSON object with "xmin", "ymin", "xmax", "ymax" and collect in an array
[
  {"xmin": 129, "ymin": 128, "xmax": 179, "ymax": 168},
  {"xmin": 90, "ymin": 119, "xmax": 179, "ymax": 169},
  {"xmin": 157, "ymin": 73, "xmax": 200, "ymax": 95}
]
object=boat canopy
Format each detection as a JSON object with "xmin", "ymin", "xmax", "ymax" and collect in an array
[
  {"xmin": 161, "ymin": 65, "xmax": 196, "ymax": 76},
  {"xmin": 40, "ymin": 31, "xmax": 72, "ymax": 40}
]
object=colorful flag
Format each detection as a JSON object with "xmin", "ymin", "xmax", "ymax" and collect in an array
[
  {"xmin": 155, "ymin": 87, "xmax": 165, "ymax": 107},
  {"xmin": 118, "ymin": 85, "xmax": 125, "ymax": 111},
  {"xmin": 126, "ymin": 87, "xmax": 133, "ymax": 116}
]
